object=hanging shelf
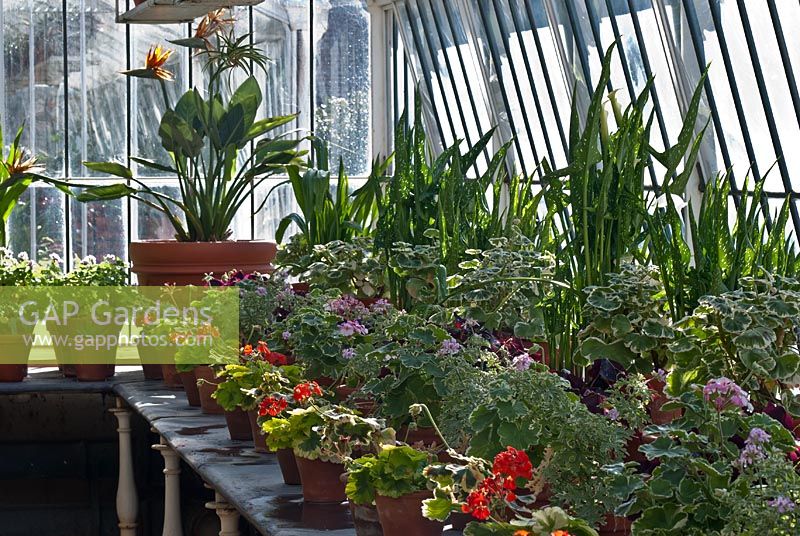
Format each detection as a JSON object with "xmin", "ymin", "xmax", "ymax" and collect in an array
[{"xmin": 116, "ymin": 0, "xmax": 264, "ymax": 24}]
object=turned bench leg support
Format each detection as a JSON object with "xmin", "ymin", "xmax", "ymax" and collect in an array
[
  {"xmin": 110, "ymin": 398, "xmax": 138, "ymax": 536},
  {"xmin": 205, "ymin": 484, "xmax": 240, "ymax": 536},
  {"xmin": 153, "ymin": 434, "xmax": 183, "ymax": 536}
]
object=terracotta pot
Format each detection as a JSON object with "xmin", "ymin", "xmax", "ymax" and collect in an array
[
  {"xmin": 291, "ymin": 282, "xmax": 311, "ymax": 295},
  {"xmin": 599, "ymin": 513, "xmax": 632, "ymax": 536},
  {"xmin": 194, "ymin": 365, "xmax": 224, "ymax": 415},
  {"xmin": 625, "ymin": 432, "xmax": 657, "ymax": 465},
  {"xmin": 294, "ymin": 455, "xmax": 346, "ymax": 503},
  {"xmin": 0, "ymin": 364, "xmax": 27, "ymax": 383},
  {"xmin": 276, "ymin": 448, "xmax": 302, "ymax": 486},
  {"xmin": 0, "ymin": 333, "xmax": 34, "ymax": 382},
  {"xmin": 129, "ymin": 240, "xmax": 277, "ymax": 286},
  {"xmin": 349, "ymin": 502, "xmax": 383, "ymax": 536},
  {"xmin": 62, "ymin": 364, "xmax": 77, "ymax": 378},
  {"xmin": 136, "ymin": 340, "xmax": 164, "ymax": 380},
  {"xmin": 398, "ymin": 426, "xmax": 445, "ymax": 450},
  {"xmin": 247, "ymin": 409, "xmax": 268, "ymax": 452},
  {"xmin": 448, "ymin": 511, "xmax": 473, "ymax": 530},
  {"xmin": 161, "ymin": 364, "xmax": 183, "ymax": 389},
  {"xmin": 179, "ymin": 370, "xmax": 202, "ymax": 407},
  {"xmin": 224, "ymin": 408, "xmax": 252, "ymax": 441},
  {"xmin": 375, "ymin": 490, "xmax": 444, "ymax": 536},
  {"xmin": 334, "ymin": 385, "xmax": 376, "ymax": 415},
  {"xmin": 74, "ymin": 364, "xmax": 116, "ymax": 382},
  {"xmin": 649, "ymin": 390, "xmax": 682, "ymax": 425}
]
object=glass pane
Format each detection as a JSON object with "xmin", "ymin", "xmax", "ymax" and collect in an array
[
  {"xmin": 70, "ymin": 194, "xmax": 126, "ymax": 260},
  {"xmin": 7, "ymin": 186, "xmax": 66, "ymax": 261},
  {"xmin": 314, "ymin": 0, "xmax": 370, "ymax": 174},
  {"xmin": 134, "ymin": 183, "xmax": 182, "ymax": 241},
  {"xmin": 131, "ymin": 23, "xmax": 188, "ymax": 177},
  {"xmin": 1, "ymin": 0, "xmax": 65, "ymax": 175},
  {"xmin": 66, "ymin": 0, "xmax": 126, "ymax": 177}
]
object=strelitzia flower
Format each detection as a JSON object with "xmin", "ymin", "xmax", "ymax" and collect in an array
[
  {"xmin": 123, "ymin": 45, "xmax": 174, "ymax": 81},
  {"xmin": 4, "ymin": 148, "xmax": 45, "ymax": 176},
  {"xmin": 194, "ymin": 9, "xmax": 234, "ymax": 48}
]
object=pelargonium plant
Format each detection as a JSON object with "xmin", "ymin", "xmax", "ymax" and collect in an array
[
  {"xmin": 270, "ymin": 288, "xmax": 401, "ymax": 380},
  {"xmin": 615, "ymin": 377, "xmax": 800, "ymax": 534},
  {"xmin": 206, "ymin": 269, "xmax": 297, "ymax": 345}
]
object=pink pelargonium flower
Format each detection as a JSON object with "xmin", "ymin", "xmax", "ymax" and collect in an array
[
  {"xmin": 438, "ymin": 338, "xmax": 462, "ymax": 356},
  {"xmin": 703, "ymin": 377, "xmax": 751, "ymax": 412},
  {"xmin": 325, "ymin": 295, "xmax": 369, "ymax": 317},
  {"xmin": 511, "ymin": 353, "xmax": 534, "ymax": 371},
  {"xmin": 338, "ymin": 320, "xmax": 368, "ymax": 337}
]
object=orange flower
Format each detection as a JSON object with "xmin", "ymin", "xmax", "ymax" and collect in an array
[
  {"xmin": 242, "ymin": 344, "xmax": 253, "ymax": 356},
  {"xmin": 194, "ymin": 9, "xmax": 234, "ymax": 44},
  {"xmin": 146, "ymin": 45, "xmax": 174, "ymax": 80},
  {"xmin": 5, "ymin": 149, "xmax": 44, "ymax": 176},
  {"xmin": 513, "ymin": 531, "xmax": 531, "ymax": 536},
  {"xmin": 551, "ymin": 531, "xmax": 571, "ymax": 536}
]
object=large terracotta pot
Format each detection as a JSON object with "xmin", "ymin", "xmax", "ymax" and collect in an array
[
  {"xmin": 224, "ymin": 408, "xmax": 252, "ymax": 441},
  {"xmin": 178, "ymin": 370, "xmax": 201, "ymax": 406},
  {"xmin": 136, "ymin": 339, "xmax": 164, "ymax": 380},
  {"xmin": 194, "ymin": 365, "xmax": 224, "ymax": 415},
  {"xmin": 375, "ymin": 490, "xmax": 443, "ymax": 536},
  {"xmin": 0, "ymin": 333, "xmax": 34, "ymax": 382},
  {"xmin": 294, "ymin": 455, "xmax": 346, "ymax": 503},
  {"xmin": 129, "ymin": 240, "xmax": 277, "ymax": 286},
  {"xmin": 46, "ymin": 319, "xmax": 121, "ymax": 381}
]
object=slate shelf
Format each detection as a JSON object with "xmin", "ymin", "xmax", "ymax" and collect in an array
[{"xmin": 2, "ymin": 371, "xmax": 462, "ymax": 535}]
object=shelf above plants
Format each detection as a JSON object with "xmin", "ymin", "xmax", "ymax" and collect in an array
[{"xmin": 116, "ymin": 0, "xmax": 264, "ymax": 24}]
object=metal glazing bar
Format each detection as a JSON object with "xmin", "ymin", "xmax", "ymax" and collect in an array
[
  {"xmin": 473, "ymin": 0, "xmax": 530, "ymax": 177},
  {"xmin": 410, "ymin": 0, "xmax": 460, "ymax": 147},
  {"xmin": 560, "ymin": 0, "xmax": 595, "ymax": 93},
  {"xmin": 679, "ymin": 0, "xmax": 739, "ymax": 200},
  {"xmin": 522, "ymin": 0, "xmax": 568, "ymax": 153},
  {"xmin": 734, "ymin": 0, "xmax": 800, "ymax": 234},
  {"xmin": 401, "ymin": 1, "xmax": 448, "ymax": 147},
  {"xmin": 766, "ymin": 0, "xmax": 800, "ymax": 166},
  {"xmin": 490, "ymin": 0, "xmax": 545, "ymax": 168}
]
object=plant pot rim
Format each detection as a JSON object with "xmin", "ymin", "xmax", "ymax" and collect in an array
[{"xmin": 376, "ymin": 489, "xmax": 432, "ymax": 500}]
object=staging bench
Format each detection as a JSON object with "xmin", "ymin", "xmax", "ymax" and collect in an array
[{"xmin": 1, "ymin": 370, "xmax": 461, "ymax": 536}]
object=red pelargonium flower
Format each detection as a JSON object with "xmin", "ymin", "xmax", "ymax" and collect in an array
[
  {"xmin": 258, "ymin": 396, "xmax": 287, "ymax": 417},
  {"xmin": 292, "ymin": 381, "xmax": 323, "ymax": 403},
  {"xmin": 257, "ymin": 341, "xmax": 269, "ymax": 355},
  {"xmin": 492, "ymin": 446, "xmax": 533, "ymax": 483},
  {"xmin": 267, "ymin": 351, "xmax": 288, "ymax": 366}
]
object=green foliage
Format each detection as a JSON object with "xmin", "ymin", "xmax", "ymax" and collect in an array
[
  {"xmin": 271, "ymin": 140, "xmax": 389, "ymax": 248},
  {"xmin": 669, "ymin": 276, "xmax": 800, "ymax": 414},
  {"xmin": 83, "ymin": 26, "xmax": 304, "ymax": 242},
  {"xmin": 276, "ymin": 237, "xmax": 386, "ymax": 298},
  {"xmin": 462, "ymin": 507, "xmax": 599, "ymax": 536},
  {"xmin": 467, "ymin": 367, "xmax": 627, "ymax": 525},
  {"xmin": 602, "ymin": 373, "xmax": 653, "ymax": 432},
  {"xmin": 646, "ymin": 173, "xmax": 799, "ymax": 319},
  {"xmin": 577, "ymin": 264, "xmax": 674, "ymax": 372},
  {"xmin": 346, "ymin": 445, "xmax": 433, "ymax": 504},
  {"xmin": 263, "ymin": 404, "xmax": 392, "ymax": 463},
  {"xmin": 445, "ymin": 230, "xmax": 555, "ymax": 335},
  {"xmin": 617, "ymin": 389, "xmax": 799, "ymax": 535}
]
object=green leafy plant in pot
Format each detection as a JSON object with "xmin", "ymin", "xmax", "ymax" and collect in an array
[
  {"xmin": 261, "ymin": 383, "xmax": 393, "ymax": 503},
  {"xmin": 347, "ymin": 444, "xmax": 444, "ymax": 536},
  {"xmin": 82, "ymin": 11, "xmax": 305, "ymax": 285}
]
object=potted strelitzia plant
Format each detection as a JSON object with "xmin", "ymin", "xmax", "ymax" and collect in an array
[{"xmin": 82, "ymin": 10, "xmax": 305, "ymax": 285}]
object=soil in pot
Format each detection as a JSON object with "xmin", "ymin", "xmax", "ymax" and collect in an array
[
  {"xmin": 194, "ymin": 365, "xmax": 224, "ymax": 415},
  {"xmin": 130, "ymin": 240, "xmax": 277, "ymax": 286},
  {"xmin": 161, "ymin": 364, "xmax": 183, "ymax": 389},
  {"xmin": 294, "ymin": 455, "xmax": 346, "ymax": 503},
  {"xmin": 349, "ymin": 502, "xmax": 383, "ymax": 536},
  {"xmin": 247, "ymin": 409, "xmax": 268, "ymax": 452},
  {"xmin": 375, "ymin": 490, "xmax": 444, "ymax": 536},
  {"xmin": 179, "ymin": 370, "xmax": 201, "ymax": 406},
  {"xmin": 224, "ymin": 408, "xmax": 252, "ymax": 441}
]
